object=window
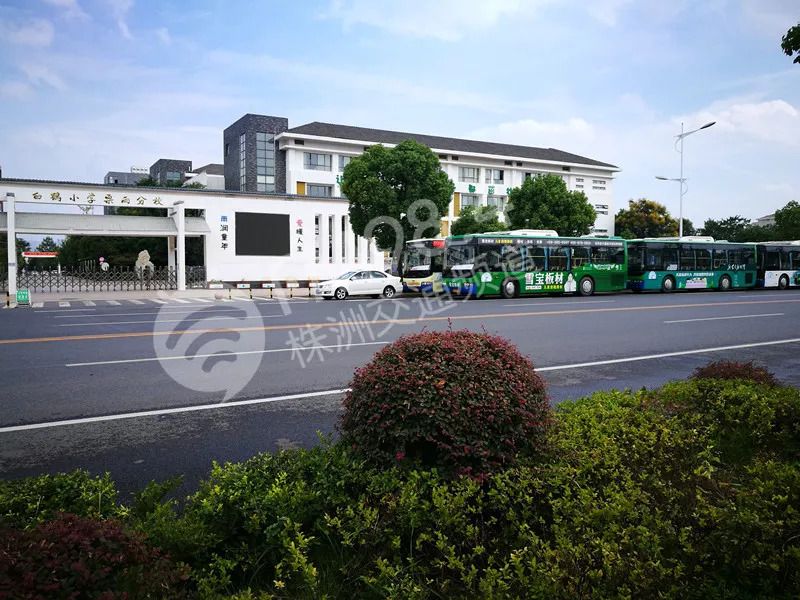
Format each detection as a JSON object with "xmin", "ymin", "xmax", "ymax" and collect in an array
[
  {"xmin": 548, "ymin": 246, "xmax": 569, "ymax": 271},
  {"xmin": 592, "ymin": 245, "xmax": 624, "ymax": 265},
  {"xmin": 295, "ymin": 139, "xmax": 305, "ymax": 145},
  {"xmin": 516, "ymin": 162, "xmax": 522, "ymax": 167},
  {"xmin": 592, "ymin": 179, "xmax": 607, "ymax": 184},
  {"xmin": 166, "ymin": 171, "xmax": 181, "ymax": 182},
  {"xmin": 524, "ymin": 172, "xmax": 533, "ymax": 180},
  {"xmin": 504, "ymin": 160, "xmax": 512, "ymax": 166},
  {"xmin": 712, "ymin": 249, "xmax": 728, "ymax": 269},
  {"xmin": 764, "ymin": 251, "xmax": 781, "ymax": 269},
  {"xmin": 256, "ymin": 132, "xmax": 276, "ymax": 193},
  {"xmin": 239, "ymin": 133, "xmax": 246, "ymax": 190},
  {"xmin": 576, "ymin": 178, "xmax": 584, "ymax": 183},
  {"xmin": 369, "ymin": 271, "xmax": 387, "ymax": 278},
  {"xmin": 485, "ymin": 169, "xmax": 504, "ymax": 184},
  {"xmin": 459, "ymin": 167, "xmax": 480, "ymax": 183},
  {"xmin": 438, "ymin": 154, "xmax": 447, "ymax": 159},
  {"xmin": 486, "ymin": 196, "xmax": 506, "ymax": 211},
  {"xmin": 595, "ymin": 204, "xmax": 608, "ymax": 209},
  {"xmin": 592, "ymin": 186, "xmax": 606, "ymax": 190},
  {"xmin": 307, "ymin": 184, "xmax": 332, "ymax": 197},
  {"xmin": 790, "ymin": 251, "xmax": 800, "ymax": 269},
  {"xmin": 451, "ymin": 156, "xmax": 459, "ymax": 161},
  {"xmin": 595, "ymin": 207, "xmax": 607, "ymax": 215},
  {"xmin": 572, "ymin": 247, "xmax": 590, "ymax": 267},
  {"xmin": 562, "ymin": 166, "xmax": 571, "ymax": 171},
  {"xmin": 524, "ymin": 246, "xmax": 546, "ymax": 271},
  {"xmin": 338, "ymin": 155, "xmax": 351, "ymax": 172},
  {"xmin": 304, "ymin": 153, "xmax": 332, "ymax": 171},
  {"xmin": 461, "ymin": 194, "xmax": 479, "ymax": 207},
  {"xmin": 696, "ymin": 248, "xmax": 711, "ymax": 270},
  {"xmin": 225, "ymin": 143, "xmax": 230, "ymax": 157},
  {"xmin": 680, "ymin": 248, "xmax": 696, "ymax": 270}
]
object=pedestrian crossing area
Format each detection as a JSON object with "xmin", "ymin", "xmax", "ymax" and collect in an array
[{"xmin": 3, "ymin": 296, "xmax": 318, "ymax": 309}]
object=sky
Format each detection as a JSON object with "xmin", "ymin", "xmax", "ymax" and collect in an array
[{"xmin": 0, "ymin": 0, "xmax": 798, "ymax": 242}]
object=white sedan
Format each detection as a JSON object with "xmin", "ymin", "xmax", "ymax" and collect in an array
[{"xmin": 317, "ymin": 269, "xmax": 403, "ymax": 300}]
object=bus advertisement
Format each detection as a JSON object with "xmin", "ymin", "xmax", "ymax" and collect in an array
[
  {"xmin": 442, "ymin": 233, "xmax": 627, "ymax": 298},
  {"xmin": 756, "ymin": 241, "xmax": 800, "ymax": 289},
  {"xmin": 626, "ymin": 238, "xmax": 757, "ymax": 292},
  {"xmin": 400, "ymin": 238, "xmax": 446, "ymax": 294}
]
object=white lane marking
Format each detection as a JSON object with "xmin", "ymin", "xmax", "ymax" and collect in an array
[
  {"xmin": 232, "ymin": 297, "xmax": 254, "ymax": 301},
  {"xmin": 35, "ymin": 308, "xmax": 95, "ymax": 313},
  {"xmin": 502, "ymin": 300, "xmax": 615, "ymax": 307},
  {"xmin": 170, "ymin": 298, "xmax": 191, "ymax": 303},
  {"xmin": 536, "ymin": 338, "xmax": 800, "ymax": 372},
  {"xmin": 54, "ymin": 308, "xmax": 248, "ymax": 318},
  {"xmin": 32, "ymin": 302, "xmax": 44, "ymax": 308},
  {"xmin": 0, "ymin": 388, "xmax": 351, "ymax": 434},
  {"xmin": 66, "ymin": 340, "xmax": 389, "ymax": 367},
  {"xmin": 151, "ymin": 299, "xmax": 168, "ymax": 304},
  {"xmin": 58, "ymin": 314, "xmax": 284, "ymax": 327},
  {"xmin": 58, "ymin": 301, "xmax": 70, "ymax": 307},
  {"xmin": 129, "ymin": 300, "xmax": 145, "ymax": 305},
  {"xmin": 107, "ymin": 300, "xmax": 122, "ymax": 306},
  {"xmin": 193, "ymin": 298, "xmax": 213, "ymax": 303},
  {"xmin": 664, "ymin": 313, "xmax": 784, "ymax": 324},
  {"xmin": 734, "ymin": 293, "xmax": 792, "ymax": 298},
  {"xmin": 83, "ymin": 300, "xmax": 96, "ymax": 306}
]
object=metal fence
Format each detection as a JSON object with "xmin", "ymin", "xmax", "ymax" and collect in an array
[{"xmin": 1, "ymin": 266, "xmax": 207, "ymax": 293}]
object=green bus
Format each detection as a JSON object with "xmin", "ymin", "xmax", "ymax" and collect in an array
[
  {"xmin": 442, "ymin": 231, "xmax": 627, "ymax": 298},
  {"xmin": 626, "ymin": 237, "xmax": 757, "ymax": 292}
]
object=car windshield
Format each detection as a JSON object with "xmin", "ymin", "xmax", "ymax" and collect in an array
[{"xmin": 337, "ymin": 271, "xmax": 357, "ymax": 279}]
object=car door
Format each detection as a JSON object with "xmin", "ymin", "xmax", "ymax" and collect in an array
[
  {"xmin": 369, "ymin": 270, "xmax": 390, "ymax": 293},
  {"xmin": 348, "ymin": 271, "xmax": 370, "ymax": 295}
]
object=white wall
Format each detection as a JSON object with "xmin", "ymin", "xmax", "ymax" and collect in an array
[{"xmin": 183, "ymin": 172, "xmax": 225, "ymax": 190}]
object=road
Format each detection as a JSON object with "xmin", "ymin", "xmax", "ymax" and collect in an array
[{"xmin": 1, "ymin": 289, "xmax": 799, "ymax": 499}]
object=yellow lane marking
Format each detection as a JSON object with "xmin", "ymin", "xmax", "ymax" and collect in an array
[{"xmin": 1, "ymin": 298, "xmax": 800, "ymax": 346}]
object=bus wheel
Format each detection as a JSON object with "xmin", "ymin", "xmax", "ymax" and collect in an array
[
  {"xmin": 779, "ymin": 275, "xmax": 789, "ymax": 290},
  {"xmin": 578, "ymin": 276, "xmax": 594, "ymax": 296},
  {"xmin": 719, "ymin": 275, "xmax": 732, "ymax": 291},
  {"xmin": 500, "ymin": 278, "xmax": 519, "ymax": 299},
  {"xmin": 661, "ymin": 276, "xmax": 675, "ymax": 293}
]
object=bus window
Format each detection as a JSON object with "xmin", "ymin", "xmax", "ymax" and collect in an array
[
  {"xmin": 696, "ymin": 248, "xmax": 711, "ymax": 270},
  {"xmin": 572, "ymin": 247, "xmax": 590, "ymax": 267},
  {"xmin": 612, "ymin": 247, "xmax": 626, "ymax": 264},
  {"xmin": 712, "ymin": 249, "xmax": 727, "ymax": 270},
  {"xmin": 662, "ymin": 248, "xmax": 678, "ymax": 270},
  {"xmin": 646, "ymin": 248, "xmax": 662, "ymax": 269},
  {"xmin": 680, "ymin": 248, "xmax": 696, "ymax": 270},
  {"xmin": 524, "ymin": 246, "xmax": 546, "ymax": 271},
  {"xmin": 765, "ymin": 251, "xmax": 780, "ymax": 269},
  {"xmin": 548, "ymin": 246, "xmax": 569, "ymax": 271},
  {"xmin": 479, "ymin": 245, "xmax": 504, "ymax": 272},
  {"xmin": 503, "ymin": 246, "xmax": 523, "ymax": 272},
  {"xmin": 780, "ymin": 250, "xmax": 790, "ymax": 270},
  {"xmin": 627, "ymin": 243, "xmax": 644, "ymax": 274},
  {"xmin": 743, "ymin": 247, "xmax": 756, "ymax": 266},
  {"xmin": 790, "ymin": 250, "xmax": 800, "ymax": 269},
  {"xmin": 728, "ymin": 249, "xmax": 743, "ymax": 266},
  {"xmin": 591, "ymin": 246, "xmax": 613, "ymax": 264}
]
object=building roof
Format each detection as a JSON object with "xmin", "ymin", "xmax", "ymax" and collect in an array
[
  {"xmin": 286, "ymin": 121, "xmax": 618, "ymax": 169},
  {"xmin": 192, "ymin": 163, "xmax": 225, "ymax": 176}
]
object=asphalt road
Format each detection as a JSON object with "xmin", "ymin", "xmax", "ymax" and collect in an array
[{"xmin": 2, "ymin": 289, "xmax": 800, "ymax": 499}]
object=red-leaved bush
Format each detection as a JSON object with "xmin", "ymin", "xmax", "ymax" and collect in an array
[
  {"xmin": 339, "ymin": 329, "xmax": 551, "ymax": 478},
  {"xmin": 690, "ymin": 360, "xmax": 781, "ymax": 387},
  {"xmin": 0, "ymin": 513, "xmax": 189, "ymax": 599}
]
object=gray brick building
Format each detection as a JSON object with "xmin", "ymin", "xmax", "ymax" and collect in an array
[
  {"xmin": 149, "ymin": 158, "xmax": 193, "ymax": 186},
  {"xmin": 223, "ymin": 114, "xmax": 288, "ymax": 193}
]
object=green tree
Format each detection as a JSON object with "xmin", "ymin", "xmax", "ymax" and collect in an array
[
  {"xmin": 699, "ymin": 215, "xmax": 751, "ymax": 240},
  {"xmin": 614, "ymin": 199, "xmax": 678, "ymax": 239},
  {"xmin": 775, "ymin": 200, "xmax": 800, "ymax": 239},
  {"xmin": 505, "ymin": 174, "xmax": 595, "ymax": 236},
  {"xmin": 451, "ymin": 206, "xmax": 506, "ymax": 236},
  {"xmin": 681, "ymin": 218, "xmax": 696, "ymax": 236},
  {"xmin": 782, "ymin": 22, "xmax": 800, "ymax": 64},
  {"xmin": 36, "ymin": 236, "xmax": 60, "ymax": 252},
  {"xmin": 341, "ymin": 139, "xmax": 455, "ymax": 251}
]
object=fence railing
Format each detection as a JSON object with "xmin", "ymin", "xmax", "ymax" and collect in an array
[{"xmin": 0, "ymin": 266, "xmax": 207, "ymax": 293}]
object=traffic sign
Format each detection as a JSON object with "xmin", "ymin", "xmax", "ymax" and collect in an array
[
  {"xmin": 16, "ymin": 289, "xmax": 30, "ymax": 306},
  {"xmin": 22, "ymin": 251, "xmax": 58, "ymax": 258}
]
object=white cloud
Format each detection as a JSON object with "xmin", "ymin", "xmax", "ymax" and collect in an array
[
  {"xmin": 104, "ymin": 0, "xmax": 134, "ymax": 40},
  {"xmin": 20, "ymin": 63, "xmax": 67, "ymax": 91},
  {"xmin": 321, "ymin": 0, "xmax": 552, "ymax": 41},
  {"xmin": 683, "ymin": 99, "xmax": 800, "ymax": 147},
  {"xmin": 43, "ymin": 0, "xmax": 91, "ymax": 20},
  {"xmin": 156, "ymin": 27, "xmax": 170, "ymax": 45},
  {"xmin": 0, "ymin": 81, "xmax": 33, "ymax": 100},
  {"xmin": 0, "ymin": 18, "xmax": 54, "ymax": 46}
]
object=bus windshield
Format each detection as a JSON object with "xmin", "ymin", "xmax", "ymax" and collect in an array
[{"xmin": 402, "ymin": 241, "xmax": 443, "ymax": 278}]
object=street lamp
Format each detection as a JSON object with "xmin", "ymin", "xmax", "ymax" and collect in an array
[{"xmin": 657, "ymin": 121, "xmax": 715, "ymax": 237}]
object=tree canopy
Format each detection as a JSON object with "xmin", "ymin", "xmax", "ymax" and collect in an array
[
  {"xmin": 341, "ymin": 139, "xmax": 455, "ymax": 251},
  {"xmin": 775, "ymin": 200, "xmax": 800, "ymax": 239},
  {"xmin": 782, "ymin": 23, "xmax": 800, "ymax": 64},
  {"xmin": 699, "ymin": 215, "xmax": 751, "ymax": 241},
  {"xmin": 505, "ymin": 174, "xmax": 595, "ymax": 236},
  {"xmin": 451, "ymin": 206, "xmax": 506, "ymax": 236},
  {"xmin": 614, "ymin": 199, "xmax": 679, "ymax": 239},
  {"xmin": 36, "ymin": 236, "xmax": 60, "ymax": 252}
]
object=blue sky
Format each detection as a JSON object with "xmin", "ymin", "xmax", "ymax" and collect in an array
[{"xmin": 0, "ymin": 0, "xmax": 798, "ymax": 236}]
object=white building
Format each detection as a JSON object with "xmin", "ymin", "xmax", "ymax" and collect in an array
[{"xmin": 224, "ymin": 115, "xmax": 619, "ymax": 237}]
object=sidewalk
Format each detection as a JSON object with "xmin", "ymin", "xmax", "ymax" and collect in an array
[{"xmin": 2, "ymin": 287, "xmax": 320, "ymax": 308}]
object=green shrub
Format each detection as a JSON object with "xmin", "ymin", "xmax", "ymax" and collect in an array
[
  {"xmin": 690, "ymin": 360, "xmax": 781, "ymax": 387},
  {"xmin": 339, "ymin": 329, "xmax": 551, "ymax": 478},
  {"xmin": 0, "ymin": 512, "xmax": 189, "ymax": 599},
  {"xmin": 0, "ymin": 470, "xmax": 118, "ymax": 530}
]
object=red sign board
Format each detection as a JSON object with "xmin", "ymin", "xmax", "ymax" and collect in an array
[{"xmin": 22, "ymin": 251, "xmax": 59, "ymax": 258}]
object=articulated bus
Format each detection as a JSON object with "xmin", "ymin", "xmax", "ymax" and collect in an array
[
  {"xmin": 626, "ymin": 237, "xmax": 757, "ymax": 292},
  {"xmin": 400, "ymin": 238, "xmax": 446, "ymax": 294},
  {"xmin": 442, "ymin": 231, "xmax": 627, "ymax": 298},
  {"xmin": 756, "ymin": 241, "xmax": 800, "ymax": 289}
]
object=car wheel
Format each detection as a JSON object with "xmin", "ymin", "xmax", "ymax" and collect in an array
[
  {"xmin": 719, "ymin": 275, "xmax": 732, "ymax": 291},
  {"xmin": 500, "ymin": 277, "xmax": 518, "ymax": 299},
  {"xmin": 578, "ymin": 276, "xmax": 594, "ymax": 296},
  {"xmin": 661, "ymin": 276, "xmax": 675, "ymax": 293},
  {"xmin": 779, "ymin": 275, "xmax": 789, "ymax": 290},
  {"xmin": 382, "ymin": 286, "xmax": 396, "ymax": 298},
  {"xmin": 334, "ymin": 287, "xmax": 348, "ymax": 300}
]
